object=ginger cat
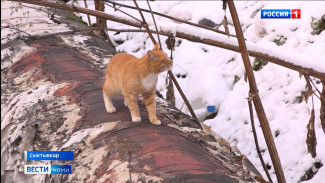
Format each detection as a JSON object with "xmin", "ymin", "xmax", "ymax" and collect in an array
[{"xmin": 103, "ymin": 43, "xmax": 173, "ymax": 125}]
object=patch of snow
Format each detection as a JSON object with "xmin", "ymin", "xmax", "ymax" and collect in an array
[
  {"xmin": 168, "ymin": 3, "xmax": 192, "ymax": 21},
  {"xmin": 305, "ymin": 164, "xmax": 325, "ymax": 183}
]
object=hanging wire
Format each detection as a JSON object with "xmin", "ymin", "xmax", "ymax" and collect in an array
[{"xmin": 247, "ymin": 94, "xmax": 273, "ymax": 183}]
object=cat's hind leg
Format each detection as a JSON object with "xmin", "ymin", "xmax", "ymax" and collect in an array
[{"xmin": 103, "ymin": 83, "xmax": 116, "ymax": 113}]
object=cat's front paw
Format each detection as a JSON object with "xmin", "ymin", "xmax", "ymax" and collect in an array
[
  {"xmin": 106, "ymin": 107, "xmax": 116, "ymax": 113},
  {"xmin": 150, "ymin": 119, "xmax": 161, "ymax": 125},
  {"xmin": 132, "ymin": 116, "xmax": 142, "ymax": 122}
]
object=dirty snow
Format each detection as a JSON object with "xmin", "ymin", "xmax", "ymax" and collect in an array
[{"xmin": 77, "ymin": 1, "xmax": 325, "ymax": 182}]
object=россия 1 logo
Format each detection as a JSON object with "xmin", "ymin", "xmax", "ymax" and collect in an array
[{"xmin": 261, "ymin": 9, "xmax": 301, "ymax": 19}]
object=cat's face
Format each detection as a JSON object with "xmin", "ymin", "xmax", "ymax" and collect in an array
[{"xmin": 147, "ymin": 44, "xmax": 173, "ymax": 73}]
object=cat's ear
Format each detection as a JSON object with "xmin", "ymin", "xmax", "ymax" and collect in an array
[
  {"xmin": 152, "ymin": 43, "xmax": 159, "ymax": 51},
  {"xmin": 147, "ymin": 50, "xmax": 156, "ymax": 61}
]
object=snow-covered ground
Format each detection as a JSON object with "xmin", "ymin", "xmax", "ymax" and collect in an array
[{"xmin": 76, "ymin": 1, "xmax": 325, "ymax": 182}]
